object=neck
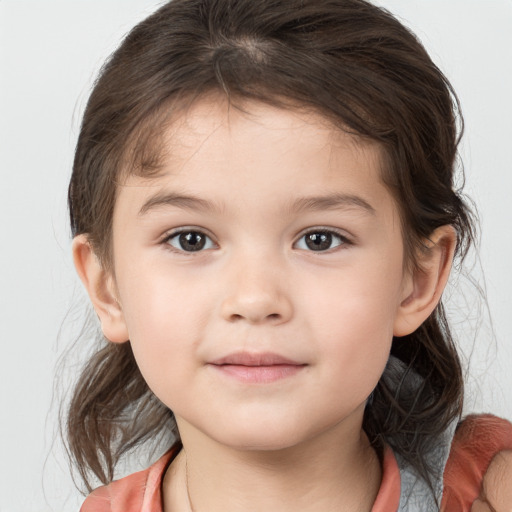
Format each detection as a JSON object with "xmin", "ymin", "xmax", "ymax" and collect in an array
[{"xmin": 163, "ymin": 420, "xmax": 381, "ymax": 512}]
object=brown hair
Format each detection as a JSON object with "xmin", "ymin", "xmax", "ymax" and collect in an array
[{"xmin": 67, "ymin": 0, "xmax": 474, "ymax": 497}]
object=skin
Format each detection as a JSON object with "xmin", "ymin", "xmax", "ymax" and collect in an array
[
  {"xmin": 74, "ymin": 98, "xmax": 456, "ymax": 511},
  {"xmin": 471, "ymin": 450, "xmax": 512, "ymax": 512}
]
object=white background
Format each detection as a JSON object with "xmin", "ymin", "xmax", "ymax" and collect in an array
[{"xmin": 0, "ymin": 1, "xmax": 511, "ymax": 510}]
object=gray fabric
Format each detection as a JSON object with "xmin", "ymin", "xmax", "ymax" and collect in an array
[
  {"xmin": 382, "ymin": 356, "xmax": 457, "ymax": 512},
  {"xmin": 381, "ymin": 356, "xmax": 458, "ymax": 511},
  {"xmin": 396, "ymin": 419, "xmax": 457, "ymax": 511}
]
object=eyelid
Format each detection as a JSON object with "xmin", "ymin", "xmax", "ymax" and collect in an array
[
  {"xmin": 160, "ymin": 226, "xmax": 218, "ymax": 253},
  {"xmin": 293, "ymin": 227, "xmax": 353, "ymax": 252}
]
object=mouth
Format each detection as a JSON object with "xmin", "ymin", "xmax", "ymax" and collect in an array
[{"xmin": 208, "ymin": 352, "xmax": 307, "ymax": 384}]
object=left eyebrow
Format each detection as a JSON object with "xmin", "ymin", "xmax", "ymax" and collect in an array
[
  {"xmin": 289, "ymin": 193, "xmax": 376, "ymax": 216},
  {"xmin": 138, "ymin": 192, "xmax": 223, "ymax": 216}
]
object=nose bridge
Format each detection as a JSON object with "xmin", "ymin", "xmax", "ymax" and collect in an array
[{"xmin": 220, "ymin": 245, "xmax": 293, "ymax": 324}]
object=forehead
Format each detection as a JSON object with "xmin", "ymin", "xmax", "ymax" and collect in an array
[
  {"xmin": 117, "ymin": 98, "xmax": 396, "ymax": 221},
  {"xmin": 124, "ymin": 97, "xmax": 384, "ymax": 176}
]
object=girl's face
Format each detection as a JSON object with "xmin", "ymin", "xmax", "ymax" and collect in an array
[{"xmin": 111, "ymin": 98, "xmax": 412, "ymax": 451}]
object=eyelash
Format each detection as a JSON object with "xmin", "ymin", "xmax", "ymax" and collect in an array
[
  {"xmin": 162, "ymin": 229, "xmax": 217, "ymax": 254},
  {"xmin": 295, "ymin": 229, "xmax": 351, "ymax": 252},
  {"xmin": 161, "ymin": 227, "xmax": 352, "ymax": 254}
]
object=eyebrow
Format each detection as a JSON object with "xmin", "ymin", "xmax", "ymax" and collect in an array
[
  {"xmin": 139, "ymin": 192, "xmax": 223, "ymax": 216},
  {"xmin": 289, "ymin": 193, "xmax": 376, "ymax": 216},
  {"xmin": 138, "ymin": 191, "xmax": 376, "ymax": 216}
]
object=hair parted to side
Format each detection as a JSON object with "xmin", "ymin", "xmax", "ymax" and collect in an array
[{"xmin": 67, "ymin": 0, "xmax": 475, "ymax": 496}]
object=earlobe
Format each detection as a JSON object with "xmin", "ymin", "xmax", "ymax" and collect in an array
[
  {"xmin": 72, "ymin": 234, "xmax": 129, "ymax": 343},
  {"xmin": 393, "ymin": 225, "xmax": 457, "ymax": 337}
]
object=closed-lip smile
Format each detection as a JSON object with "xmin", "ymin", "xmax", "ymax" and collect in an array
[{"xmin": 208, "ymin": 352, "xmax": 307, "ymax": 383}]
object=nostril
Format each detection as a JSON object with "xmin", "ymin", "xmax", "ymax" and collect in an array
[
  {"xmin": 221, "ymin": 293, "xmax": 293, "ymax": 325},
  {"xmin": 228, "ymin": 312, "xmax": 281, "ymax": 323}
]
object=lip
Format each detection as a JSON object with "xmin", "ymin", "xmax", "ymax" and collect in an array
[{"xmin": 208, "ymin": 352, "xmax": 307, "ymax": 384}]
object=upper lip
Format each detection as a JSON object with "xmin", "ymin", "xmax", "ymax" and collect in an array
[{"xmin": 209, "ymin": 352, "xmax": 305, "ymax": 366}]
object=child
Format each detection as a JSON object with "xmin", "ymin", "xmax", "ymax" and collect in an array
[{"xmin": 66, "ymin": 0, "xmax": 512, "ymax": 510}]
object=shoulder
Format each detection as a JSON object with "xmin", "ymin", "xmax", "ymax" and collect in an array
[
  {"xmin": 442, "ymin": 414, "xmax": 512, "ymax": 511},
  {"xmin": 80, "ymin": 447, "xmax": 179, "ymax": 512}
]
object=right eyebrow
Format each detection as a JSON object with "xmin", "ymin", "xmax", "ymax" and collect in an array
[{"xmin": 138, "ymin": 192, "xmax": 223, "ymax": 216}]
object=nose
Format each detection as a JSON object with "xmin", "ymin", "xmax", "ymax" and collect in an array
[{"xmin": 220, "ymin": 253, "xmax": 293, "ymax": 325}]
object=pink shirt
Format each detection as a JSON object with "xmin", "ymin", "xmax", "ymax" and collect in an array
[{"xmin": 80, "ymin": 415, "xmax": 512, "ymax": 512}]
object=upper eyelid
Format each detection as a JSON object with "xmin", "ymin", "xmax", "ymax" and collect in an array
[
  {"xmin": 161, "ymin": 226, "xmax": 217, "ymax": 242},
  {"xmin": 294, "ymin": 226, "xmax": 353, "ymax": 242}
]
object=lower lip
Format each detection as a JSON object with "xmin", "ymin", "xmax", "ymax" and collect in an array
[{"xmin": 209, "ymin": 364, "xmax": 305, "ymax": 383}]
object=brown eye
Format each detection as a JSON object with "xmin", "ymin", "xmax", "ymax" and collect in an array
[
  {"xmin": 166, "ymin": 230, "xmax": 214, "ymax": 252},
  {"xmin": 295, "ymin": 230, "xmax": 348, "ymax": 252},
  {"xmin": 306, "ymin": 232, "xmax": 332, "ymax": 251}
]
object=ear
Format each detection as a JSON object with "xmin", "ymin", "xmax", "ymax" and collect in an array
[
  {"xmin": 72, "ymin": 234, "xmax": 129, "ymax": 343},
  {"xmin": 393, "ymin": 225, "xmax": 456, "ymax": 337}
]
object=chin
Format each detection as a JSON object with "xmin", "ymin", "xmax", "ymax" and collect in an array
[
  {"xmin": 219, "ymin": 433, "xmax": 305, "ymax": 452},
  {"xmin": 206, "ymin": 417, "xmax": 325, "ymax": 453}
]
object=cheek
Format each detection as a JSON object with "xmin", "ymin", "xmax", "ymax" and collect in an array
[
  {"xmin": 119, "ymin": 260, "xmax": 212, "ymax": 332},
  {"xmin": 295, "ymin": 256, "xmax": 404, "ymax": 389},
  {"xmin": 298, "ymin": 254, "xmax": 404, "ymax": 337},
  {"xmin": 318, "ymin": 303, "xmax": 394, "ymax": 396},
  {"xmin": 115, "ymin": 266, "xmax": 212, "ymax": 389}
]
